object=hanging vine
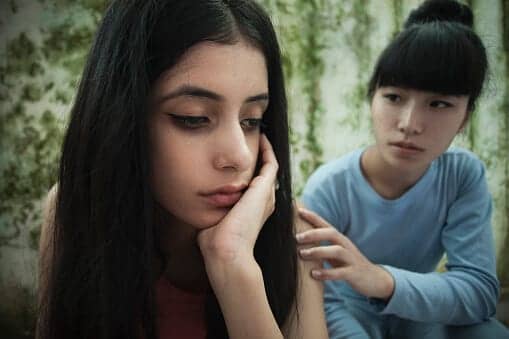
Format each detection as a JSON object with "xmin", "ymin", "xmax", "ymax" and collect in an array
[{"xmin": 0, "ymin": 1, "xmax": 100, "ymax": 248}]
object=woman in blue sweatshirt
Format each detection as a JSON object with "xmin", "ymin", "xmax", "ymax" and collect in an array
[{"xmin": 297, "ymin": 0, "xmax": 509, "ymax": 338}]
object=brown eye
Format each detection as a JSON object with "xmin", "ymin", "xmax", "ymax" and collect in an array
[
  {"xmin": 240, "ymin": 118, "xmax": 264, "ymax": 132},
  {"xmin": 430, "ymin": 100, "xmax": 453, "ymax": 108},
  {"xmin": 168, "ymin": 114, "xmax": 209, "ymax": 129},
  {"xmin": 383, "ymin": 94, "xmax": 401, "ymax": 103}
]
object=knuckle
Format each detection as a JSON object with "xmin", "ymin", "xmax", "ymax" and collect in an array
[
  {"xmin": 325, "ymin": 228, "xmax": 337, "ymax": 238},
  {"xmin": 332, "ymin": 233, "xmax": 342, "ymax": 243},
  {"xmin": 334, "ymin": 246, "xmax": 343, "ymax": 257}
]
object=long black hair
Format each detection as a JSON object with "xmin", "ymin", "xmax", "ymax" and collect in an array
[
  {"xmin": 368, "ymin": 0, "xmax": 488, "ymax": 115},
  {"xmin": 37, "ymin": 1, "xmax": 297, "ymax": 338}
]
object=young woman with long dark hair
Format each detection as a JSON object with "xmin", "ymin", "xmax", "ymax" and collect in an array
[{"xmin": 37, "ymin": 1, "xmax": 328, "ymax": 338}]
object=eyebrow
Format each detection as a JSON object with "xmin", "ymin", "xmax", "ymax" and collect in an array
[{"xmin": 157, "ymin": 85, "xmax": 269, "ymax": 105}]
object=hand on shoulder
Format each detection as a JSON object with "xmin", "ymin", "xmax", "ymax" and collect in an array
[{"xmin": 296, "ymin": 205, "xmax": 395, "ymax": 301}]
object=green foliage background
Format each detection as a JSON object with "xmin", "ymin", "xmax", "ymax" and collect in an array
[{"xmin": 0, "ymin": 0, "xmax": 507, "ymax": 336}]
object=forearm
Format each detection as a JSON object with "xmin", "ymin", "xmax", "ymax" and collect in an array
[
  {"xmin": 204, "ymin": 254, "xmax": 283, "ymax": 339},
  {"xmin": 380, "ymin": 266, "xmax": 499, "ymax": 324}
]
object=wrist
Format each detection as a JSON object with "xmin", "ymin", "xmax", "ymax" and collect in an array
[
  {"xmin": 204, "ymin": 254, "xmax": 262, "ymax": 290},
  {"xmin": 198, "ymin": 234, "xmax": 253, "ymax": 263},
  {"xmin": 376, "ymin": 265, "xmax": 395, "ymax": 300}
]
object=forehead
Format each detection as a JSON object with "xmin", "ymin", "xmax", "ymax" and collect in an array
[{"xmin": 152, "ymin": 40, "xmax": 268, "ymax": 100}]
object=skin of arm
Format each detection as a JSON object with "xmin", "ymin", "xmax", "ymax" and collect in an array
[
  {"xmin": 37, "ymin": 184, "xmax": 58, "ymax": 339},
  {"xmin": 38, "ymin": 185, "xmax": 58, "ymax": 301},
  {"xmin": 201, "ymin": 213, "xmax": 329, "ymax": 339},
  {"xmin": 296, "ymin": 207, "xmax": 395, "ymax": 301},
  {"xmin": 283, "ymin": 209, "xmax": 329, "ymax": 339}
]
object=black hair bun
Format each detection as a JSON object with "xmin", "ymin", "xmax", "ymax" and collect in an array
[{"xmin": 404, "ymin": 0, "xmax": 473, "ymax": 29}]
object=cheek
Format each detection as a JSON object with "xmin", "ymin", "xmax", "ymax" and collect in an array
[
  {"xmin": 429, "ymin": 120, "xmax": 462, "ymax": 146},
  {"xmin": 150, "ymin": 129, "xmax": 195, "ymax": 193},
  {"xmin": 246, "ymin": 134, "xmax": 261, "ymax": 171},
  {"xmin": 150, "ymin": 138, "xmax": 175, "ymax": 200},
  {"xmin": 152, "ymin": 134, "xmax": 205, "ymax": 182},
  {"xmin": 371, "ymin": 112, "xmax": 393, "ymax": 135},
  {"xmin": 150, "ymin": 137, "xmax": 210, "ymax": 224}
]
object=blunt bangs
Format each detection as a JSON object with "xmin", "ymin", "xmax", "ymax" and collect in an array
[{"xmin": 368, "ymin": 22, "xmax": 486, "ymax": 107}]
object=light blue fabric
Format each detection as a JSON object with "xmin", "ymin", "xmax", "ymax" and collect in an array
[{"xmin": 302, "ymin": 147, "xmax": 505, "ymax": 338}]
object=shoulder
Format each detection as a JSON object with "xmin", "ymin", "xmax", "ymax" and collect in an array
[
  {"xmin": 43, "ymin": 184, "xmax": 58, "ymax": 215},
  {"xmin": 438, "ymin": 147, "xmax": 486, "ymax": 181},
  {"xmin": 283, "ymin": 203, "xmax": 328, "ymax": 338},
  {"xmin": 41, "ymin": 184, "xmax": 58, "ymax": 234},
  {"xmin": 441, "ymin": 147, "xmax": 482, "ymax": 164},
  {"xmin": 294, "ymin": 202, "xmax": 314, "ymax": 234},
  {"xmin": 308, "ymin": 149, "xmax": 361, "ymax": 183},
  {"xmin": 303, "ymin": 148, "xmax": 362, "ymax": 198},
  {"xmin": 436, "ymin": 148, "xmax": 490, "ymax": 203},
  {"xmin": 292, "ymin": 203, "xmax": 321, "ymax": 264},
  {"xmin": 38, "ymin": 184, "xmax": 58, "ymax": 301},
  {"xmin": 301, "ymin": 150, "xmax": 362, "ymax": 229},
  {"xmin": 40, "ymin": 184, "xmax": 58, "ymax": 255}
]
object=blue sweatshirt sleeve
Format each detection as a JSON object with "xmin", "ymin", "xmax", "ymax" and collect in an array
[
  {"xmin": 379, "ymin": 159, "xmax": 500, "ymax": 324},
  {"xmin": 301, "ymin": 162, "xmax": 347, "ymax": 232}
]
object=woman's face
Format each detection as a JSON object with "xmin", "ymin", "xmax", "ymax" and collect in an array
[
  {"xmin": 370, "ymin": 86, "xmax": 469, "ymax": 172},
  {"xmin": 149, "ymin": 40, "xmax": 268, "ymax": 229}
]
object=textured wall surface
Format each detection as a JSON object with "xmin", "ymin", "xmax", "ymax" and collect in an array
[{"xmin": 0, "ymin": 0, "xmax": 507, "ymax": 337}]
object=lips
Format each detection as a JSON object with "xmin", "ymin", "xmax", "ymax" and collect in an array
[
  {"xmin": 201, "ymin": 184, "xmax": 247, "ymax": 208},
  {"xmin": 388, "ymin": 141, "xmax": 425, "ymax": 158},
  {"xmin": 390, "ymin": 141, "xmax": 424, "ymax": 152}
]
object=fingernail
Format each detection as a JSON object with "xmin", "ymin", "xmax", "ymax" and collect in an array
[
  {"xmin": 295, "ymin": 233, "xmax": 304, "ymax": 241},
  {"xmin": 299, "ymin": 248, "xmax": 310, "ymax": 256},
  {"xmin": 311, "ymin": 270, "xmax": 321, "ymax": 277},
  {"xmin": 299, "ymin": 207, "xmax": 310, "ymax": 215}
]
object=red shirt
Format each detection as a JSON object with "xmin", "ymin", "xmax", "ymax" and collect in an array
[{"xmin": 156, "ymin": 278, "xmax": 206, "ymax": 339}]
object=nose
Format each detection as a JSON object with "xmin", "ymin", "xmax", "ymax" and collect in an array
[
  {"xmin": 397, "ymin": 102, "xmax": 424, "ymax": 135},
  {"xmin": 212, "ymin": 122, "xmax": 254, "ymax": 172}
]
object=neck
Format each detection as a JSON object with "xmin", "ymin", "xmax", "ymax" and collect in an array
[
  {"xmin": 361, "ymin": 145, "xmax": 429, "ymax": 200},
  {"xmin": 156, "ymin": 207, "xmax": 209, "ymax": 293}
]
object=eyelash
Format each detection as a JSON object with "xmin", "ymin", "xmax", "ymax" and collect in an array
[
  {"xmin": 383, "ymin": 93, "xmax": 401, "ymax": 103},
  {"xmin": 382, "ymin": 95, "xmax": 453, "ymax": 109},
  {"xmin": 241, "ymin": 118, "xmax": 265, "ymax": 132},
  {"xmin": 168, "ymin": 114, "xmax": 265, "ymax": 132},
  {"xmin": 430, "ymin": 100, "xmax": 453, "ymax": 108},
  {"xmin": 169, "ymin": 114, "xmax": 209, "ymax": 129}
]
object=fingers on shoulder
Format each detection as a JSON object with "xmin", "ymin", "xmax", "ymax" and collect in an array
[
  {"xmin": 294, "ymin": 210, "xmax": 314, "ymax": 234},
  {"xmin": 295, "ymin": 216, "xmax": 323, "ymax": 272},
  {"xmin": 293, "ymin": 200, "xmax": 321, "ymax": 232}
]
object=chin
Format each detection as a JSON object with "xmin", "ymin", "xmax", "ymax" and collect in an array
[{"xmin": 189, "ymin": 210, "xmax": 229, "ymax": 229}]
